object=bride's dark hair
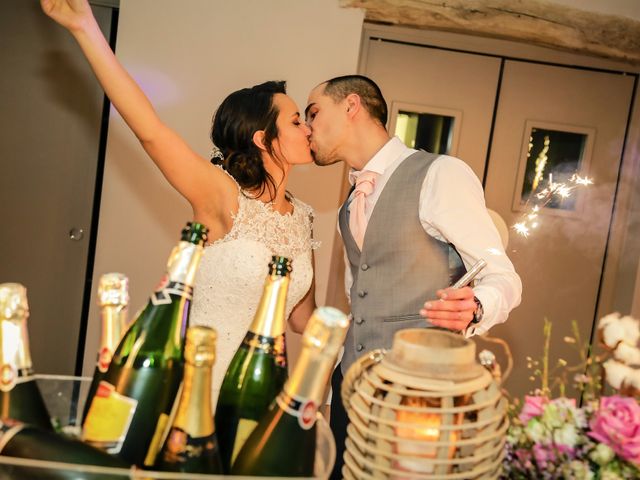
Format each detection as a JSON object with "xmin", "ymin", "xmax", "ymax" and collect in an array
[{"xmin": 210, "ymin": 81, "xmax": 286, "ymax": 200}]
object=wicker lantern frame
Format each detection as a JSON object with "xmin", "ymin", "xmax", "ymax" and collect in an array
[{"xmin": 341, "ymin": 329, "xmax": 508, "ymax": 479}]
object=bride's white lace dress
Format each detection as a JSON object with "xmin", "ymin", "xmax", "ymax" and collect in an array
[{"xmin": 189, "ymin": 176, "xmax": 318, "ymax": 403}]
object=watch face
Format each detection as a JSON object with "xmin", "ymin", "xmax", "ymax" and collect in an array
[{"xmin": 472, "ymin": 297, "xmax": 483, "ymax": 324}]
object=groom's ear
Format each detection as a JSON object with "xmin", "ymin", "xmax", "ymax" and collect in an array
[
  {"xmin": 252, "ymin": 130, "xmax": 267, "ymax": 152},
  {"xmin": 345, "ymin": 93, "xmax": 361, "ymax": 118}
]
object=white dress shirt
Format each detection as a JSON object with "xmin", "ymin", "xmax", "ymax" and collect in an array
[{"xmin": 341, "ymin": 137, "xmax": 522, "ymax": 336}]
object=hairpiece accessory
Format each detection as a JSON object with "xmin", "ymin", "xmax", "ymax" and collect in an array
[{"xmin": 209, "ymin": 144, "xmax": 224, "ymax": 162}]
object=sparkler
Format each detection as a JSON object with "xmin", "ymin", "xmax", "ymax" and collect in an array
[{"xmin": 513, "ymin": 173, "xmax": 593, "ymax": 238}]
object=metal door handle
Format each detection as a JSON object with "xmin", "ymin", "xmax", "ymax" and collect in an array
[{"xmin": 69, "ymin": 228, "xmax": 84, "ymax": 241}]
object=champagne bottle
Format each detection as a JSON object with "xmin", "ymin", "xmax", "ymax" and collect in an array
[
  {"xmin": 215, "ymin": 256, "xmax": 291, "ymax": 472},
  {"xmin": 232, "ymin": 306, "xmax": 349, "ymax": 477},
  {"xmin": 155, "ymin": 326, "xmax": 223, "ymax": 474},
  {"xmin": 81, "ymin": 273, "xmax": 129, "ymax": 422},
  {"xmin": 0, "ymin": 283, "xmax": 53, "ymax": 431},
  {"xmin": 0, "ymin": 419, "xmax": 130, "ymax": 480},
  {"xmin": 82, "ymin": 222, "xmax": 208, "ymax": 467}
]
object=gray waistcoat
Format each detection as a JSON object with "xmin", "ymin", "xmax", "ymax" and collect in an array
[{"xmin": 338, "ymin": 151, "xmax": 465, "ymax": 374}]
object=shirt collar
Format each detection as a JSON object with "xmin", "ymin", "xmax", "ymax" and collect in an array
[{"xmin": 348, "ymin": 137, "xmax": 409, "ymax": 185}]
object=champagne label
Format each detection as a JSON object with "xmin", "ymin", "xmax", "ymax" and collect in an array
[
  {"xmin": 231, "ymin": 418, "xmax": 258, "ymax": 464},
  {"xmin": 151, "ymin": 281, "xmax": 193, "ymax": 305},
  {"xmin": 144, "ymin": 413, "xmax": 170, "ymax": 467},
  {"xmin": 0, "ymin": 365, "xmax": 35, "ymax": 393},
  {"xmin": 0, "ymin": 419, "xmax": 26, "ymax": 453},
  {"xmin": 276, "ymin": 392, "xmax": 318, "ymax": 430},
  {"xmin": 144, "ymin": 381, "xmax": 183, "ymax": 467},
  {"xmin": 163, "ymin": 427, "xmax": 219, "ymax": 463},
  {"xmin": 0, "ymin": 364, "xmax": 17, "ymax": 393},
  {"xmin": 242, "ymin": 332, "xmax": 286, "ymax": 368},
  {"xmin": 82, "ymin": 381, "xmax": 137, "ymax": 453},
  {"xmin": 97, "ymin": 346, "xmax": 113, "ymax": 373}
]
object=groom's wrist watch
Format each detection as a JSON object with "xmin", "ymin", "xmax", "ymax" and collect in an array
[{"xmin": 471, "ymin": 296, "xmax": 484, "ymax": 325}]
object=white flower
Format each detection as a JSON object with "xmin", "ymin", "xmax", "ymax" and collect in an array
[
  {"xmin": 598, "ymin": 312, "xmax": 620, "ymax": 328},
  {"xmin": 598, "ymin": 312, "xmax": 621, "ymax": 329},
  {"xmin": 589, "ymin": 442, "xmax": 615, "ymax": 466},
  {"xmin": 599, "ymin": 312, "xmax": 640, "ymax": 348},
  {"xmin": 553, "ymin": 423, "xmax": 579, "ymax": 448},
  {"xmin": 561, "ymin": 460, "xmax": 594, "ymax": 480},
  {"xmin": 619, "ymin": 315, "xmax": 640, "ymax": 346},
  {"xmin": 613, "ymin": 342, "xmax": 640, "ymax": 366},
  {"xmin": 524, "ymin": 418, "xmax": 547, "ymax": 443},
  {"xmin": 600, "ymin": 314, "xmax": 625, "ymax": 348},
  {"xmin": 603, "ymin": 359, "xmax": 634, "ymax": 389}
]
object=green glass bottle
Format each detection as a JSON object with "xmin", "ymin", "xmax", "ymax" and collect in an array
[
  {"xmin": 0, "ymin": 419, "xmax": 130, "ymax": 479},
  {"xmin": 232, "ymin": 306, "xmax": 349, "ymax": 477},
  {"xmin": 81, "ymin": 273, "xmax": 129, "ymax": 422},
  {"xmin": 0, "ymin": 283, "xmax": 53, "ymax": 431},
  {"xmin": 155, "ymin": 325, "xmax": 223, "ymax": 474},
  {"xmin": 215, "ymin": 256, "xmax": 291, "ymax": 472},
  {"xmin": 81, "ymin": 222, "xmax": 208, "ymax": 468}
]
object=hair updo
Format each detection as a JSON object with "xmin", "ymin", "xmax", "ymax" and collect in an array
[{"xmin": 210, "ymin": 81, "xmax": 286, "ymax": 199}]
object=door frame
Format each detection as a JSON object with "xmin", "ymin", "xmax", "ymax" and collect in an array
[{"xmin": 325, "ymin": 22, "xmax": 640, "ymax": 329}]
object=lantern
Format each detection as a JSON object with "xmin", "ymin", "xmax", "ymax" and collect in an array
[{"xmin": 341, "ymin": 328, "xmax": 508, "ymax": 479}]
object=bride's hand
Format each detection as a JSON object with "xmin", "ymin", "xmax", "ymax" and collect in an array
[{"xmin": 40, "ymin": 0, "xmax": 94, "ymax": 32}]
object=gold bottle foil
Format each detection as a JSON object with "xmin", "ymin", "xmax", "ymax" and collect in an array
[
  {"xmin": 249, "ymin": 257, "xmax": 291, "ymax": 338},
  {"xmin": 173, "ymin": 326, "xmax": 217, "ymax": 438},
  {"xmin": 98, "ymin": 273, "xmax": 129, "ymax": 308},
  {"xmin": 97, "ymin": 273, "xmax": 129, "ymax": 373},
  {"xmin": 282, "ymin": 307, "xmax": 349, "ymax": 409},
  {"xmin": 166, "ymin": 241, "xmax": 206, "ymax": 289},
  {"xmin": 0, "ymin": 283, "xmax": 34, "ymax": 392}
]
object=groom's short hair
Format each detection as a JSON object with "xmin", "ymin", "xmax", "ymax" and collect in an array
[{"xmin": 323, "ymin": 75, "xmax": 388, "ymax": 127}]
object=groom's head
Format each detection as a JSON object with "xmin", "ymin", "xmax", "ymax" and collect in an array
[{"xmin": 306, "ymin": 75, "xmax": 387, "ymax": 166}]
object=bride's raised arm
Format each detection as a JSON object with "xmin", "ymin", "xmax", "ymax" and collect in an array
[{"xmin": 40, "ymin": 0, "xmax": 235, "ymax": 222}]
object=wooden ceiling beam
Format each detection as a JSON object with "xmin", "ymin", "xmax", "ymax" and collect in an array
[{"xmin": 340, "ymin": 0, "xmax": 640, "ymax": 65}]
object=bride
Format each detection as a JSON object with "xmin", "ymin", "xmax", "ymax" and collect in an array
[{"xmin": 41, "ymin": 0, "xmax": 318, "ymax": 398}]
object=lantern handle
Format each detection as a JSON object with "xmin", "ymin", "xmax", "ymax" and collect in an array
[
  {"xmin": 477, "ymin": 334, "xmax": 513, "ymax": 385},
  {"xmin": 340, "ymin": 349, "xmax": 386, "ymax": 413}
]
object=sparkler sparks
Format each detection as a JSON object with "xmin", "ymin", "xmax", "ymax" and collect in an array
[{"xmin": 512, "ymin": 172, "xmax": 593, "ymax": 238}]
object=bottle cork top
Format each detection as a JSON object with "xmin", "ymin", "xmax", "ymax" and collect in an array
[
  {"xmin": 184, "ymin": 326, "xmax": 217, "ymax": 366},
  {"xmin": 269, "ymin": 256, "xmax": 292, "ymax": 277},
  {"xmin": 97, "ymin": 273, "xmax": 129, "ymax": 307},
  {"xmin": 0, "ymin": 283, "xmax": 28, "ymax": 321},
  {"xmin": 302, "ymin": 306, "xmax": 349, "ymax": 358},
  {"xmin": 181, "ymin": 222, "xmax": 209, "ymax": 245}
]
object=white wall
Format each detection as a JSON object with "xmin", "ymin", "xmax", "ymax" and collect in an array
[{"xmin": 82, "ymin": 0, "xmax": 364, "ymax": 374}]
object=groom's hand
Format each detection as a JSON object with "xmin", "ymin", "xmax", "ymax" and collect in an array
[{"xmin": 419, "ymin": 286, "xmax": 476, "ymax": 332}]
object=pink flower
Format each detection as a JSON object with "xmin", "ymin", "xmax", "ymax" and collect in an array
[
  {"xmin": 588, "ymin": 395, "xmax": 640, "ymax": 465},
  {"xmin": 514, "ymin": 448, "xmax": 534, "ymax": 471},
  {"xmin": 532, "ymin": 442, "xmax": 575, "ymax": 470},
  {"xmin": 532, "ymin": 443, "xmax": 554, "ymax": 469},
  {"xmin": 519, "ymin": 395, "xmax": 548, "ymax": 424}
]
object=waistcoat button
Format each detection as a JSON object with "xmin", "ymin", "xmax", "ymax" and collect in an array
[
  {"xmin": 361, "ymin": 263, "xmax": 369, "ymax": 271},
  {"xmin": 355, "ymin": 316, "xmax": 364, "ymax": 325},
  {"xmin": 356, "ymin": 344, "xmax": 364, "ymax": 352},
  {"xmin": 358, "ymin": 290, "xmax": 367, "ymax": 298}
]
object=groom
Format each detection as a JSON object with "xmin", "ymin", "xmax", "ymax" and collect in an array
[{"xmin": 305, "ymin": 75, "xmax": 522, "ymax": 479}]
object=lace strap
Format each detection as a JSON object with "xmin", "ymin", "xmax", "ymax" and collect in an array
[{"xmin": 212, "ymin": 164, "xmax": 241, "ymax": 193}]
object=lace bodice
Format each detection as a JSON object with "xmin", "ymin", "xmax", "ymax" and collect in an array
[{"xmin": 189, "ymin": 178, "xmax": 318, "ymax": 403}]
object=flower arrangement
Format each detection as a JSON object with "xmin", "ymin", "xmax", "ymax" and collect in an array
[{"xmin": 502, "ymin": 313, "xmax": 640, "ymax": 479}]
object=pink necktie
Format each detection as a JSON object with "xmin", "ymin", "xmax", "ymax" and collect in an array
[{"xmin": 349, "ymin": 170, "xmax": 378, "ymax": 250}]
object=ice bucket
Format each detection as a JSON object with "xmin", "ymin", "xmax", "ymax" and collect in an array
[{"xmin": 0, "ymin": 375, "xmax": 335, "ymax": 479}]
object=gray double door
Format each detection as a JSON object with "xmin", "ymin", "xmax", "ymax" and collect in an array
[
  {"xmin": 363, "ymin": 38, "xmax": 636, "ymax": 397},
  {"xmin": 0, "ymin": 1, "xmax": 115, "ymax": 375}
]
